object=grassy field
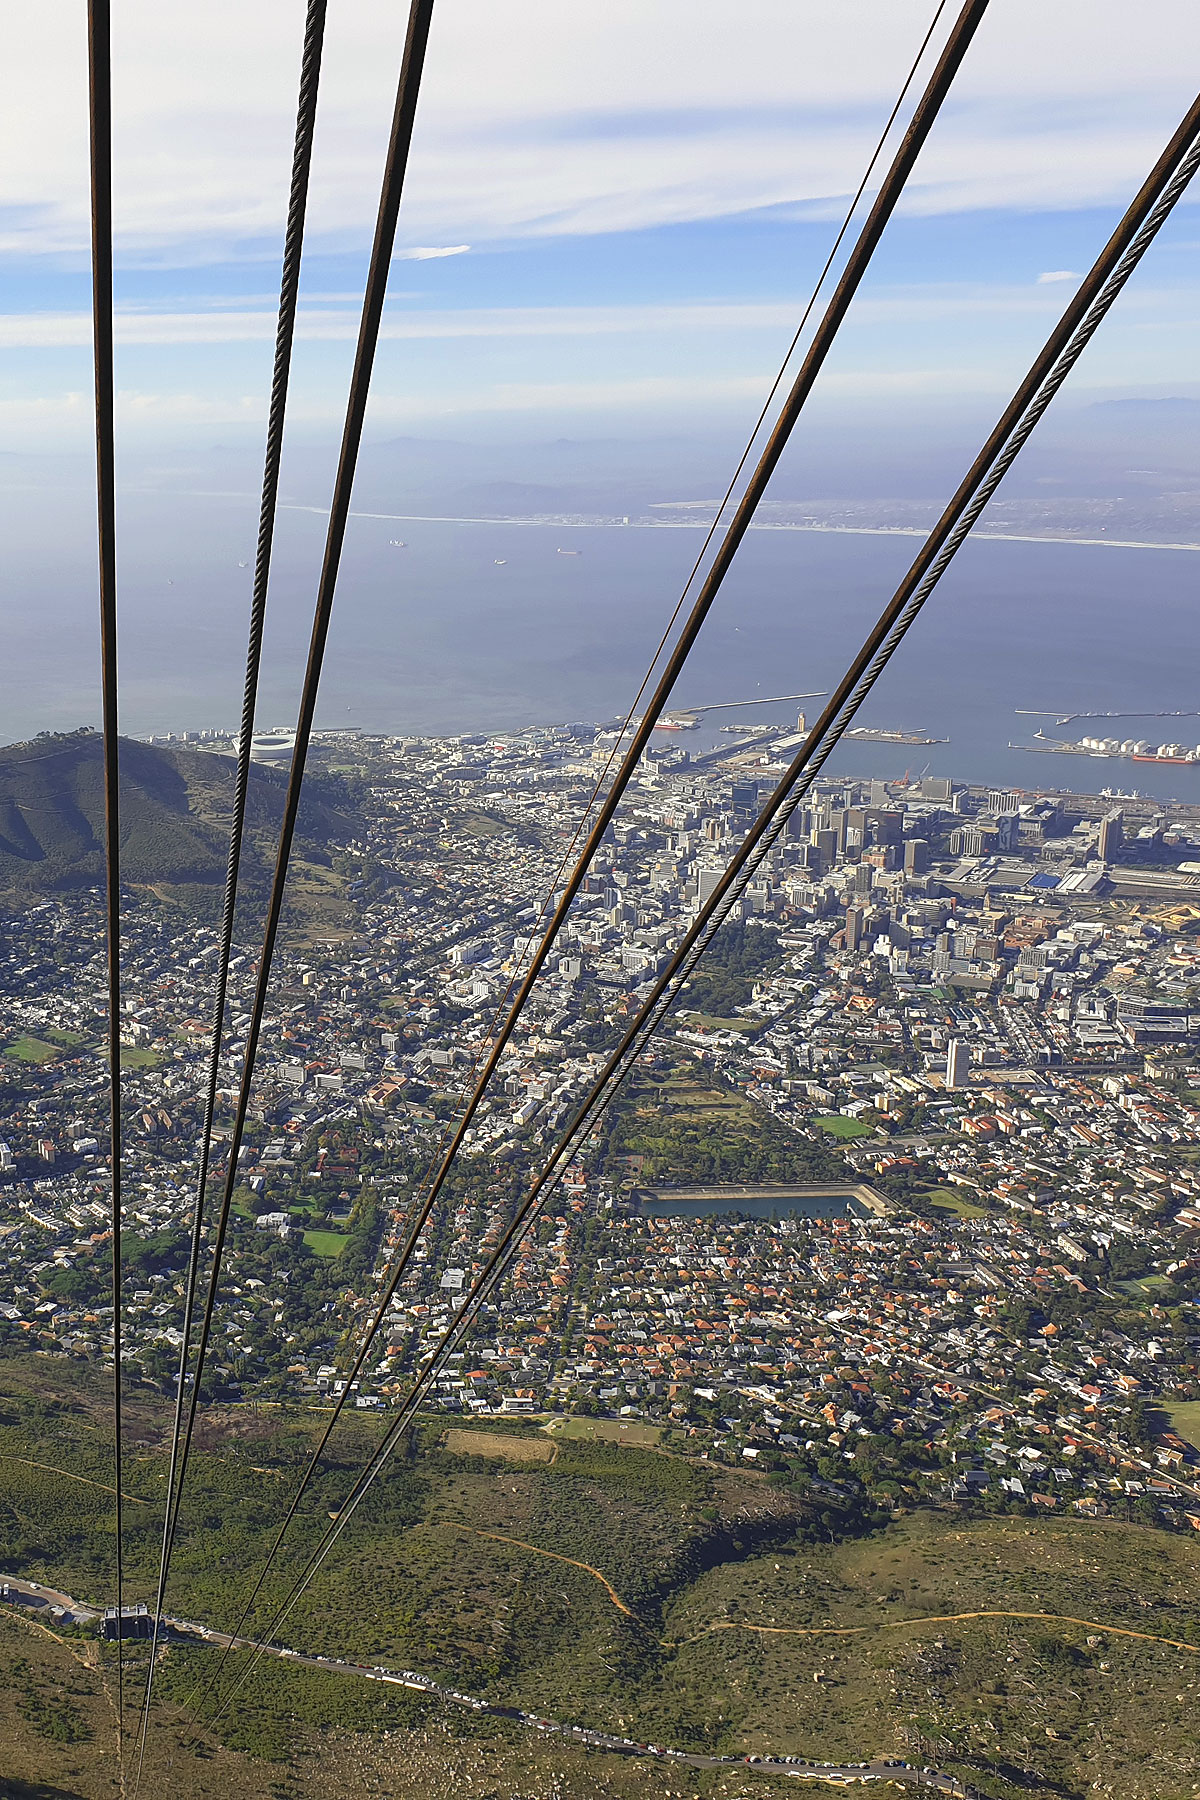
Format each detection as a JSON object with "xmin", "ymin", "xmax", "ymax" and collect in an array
[
  {"xmin": 4, "ymin": 1035, "xmax": 64, "ymax": 1063},
  {"xmin": 922, "ymin": 1185, "xmax": 988, "ymax": 1220},
  {"xmin": 817, "ymin": 1114, "xmax": 875, "ymax": 1140},
  {"xmin": 303, "ymin": 1228, "xmax": 350, "ymax": 1257},
  {"xmin": 280, "ymin": 858, "xmax": 352, "ymax": 948},
  {"xmin": 546, "ymin": 1416, "xmax": 663, "ymax": 1450},
  {"xmin": 117, "ymin": 1044, "xmax": 162, "ymax": 1070},
  {"xmin": 1118, "ymin": 1274, "xmax": 1177, "ymax": 1298},
  {"xmin": 443, "ymin": 1429, "xmax": 556, "ymax": 1464},
  {"xmin": 655, "ymin": 1073, "xmax": 750, "ymax": 1117},
  {"xmin": 1162, "ymin": 1400, "xmax": 1200, "ymax": 1453}
]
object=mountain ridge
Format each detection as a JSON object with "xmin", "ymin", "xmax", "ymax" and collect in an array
[{"xmin": 0, "ymin": 730, "xmax": 353, "ymax": 892}]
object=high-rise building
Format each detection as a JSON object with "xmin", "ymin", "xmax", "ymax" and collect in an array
[
  {"xmin": 844, "ymin": 906, "xmax": 864, "ymax": 953},
  {"xmin": 1098, "ymin": 807, "xmax": 1124, "ymax": 863},
  {"xmin": 949, "ymin": 825, "xmax": 988, "ymax": 857},
  {"xmin": 730, "ymin": 778, "xmax": 759, "ymax": 816},
  {"xmin": 987, "ymin": 790, "xmax": 1022, "ymax": 815},
  {"xmin": 696, "ymin": 867, "xmax": 723, "ymax": 908},
  {"xmin": 904, "ymin": 837, "xmax": 929, "ymax": 875},
  {"xmin": 945, "ymin": 1038, "xmax": 968, "ymax": 1089},
  {"xmin": 871, "ymin": 808, "xmax": 904, "ymax": 845}
]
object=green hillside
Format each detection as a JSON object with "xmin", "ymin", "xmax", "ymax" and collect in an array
[
  {"xmin": 0, "ymin": 730, "xmax": 354, "ymax": 892},
  {"xmin": 0, "ymin": 1360, "xmax": 1198, "ymax": 1796}
]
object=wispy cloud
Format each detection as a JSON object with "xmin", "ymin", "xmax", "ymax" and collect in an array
[
  {"xmin": 3, "ymin": 2, "xmax": 1200, "ymax": 262},
  {"xmin": 396, "ymin": 245, "xmax": 470, "ymax": 261},
  {"xmin": 0, "ymin": 286, "xmax": 1136, "ymax": 350},
  {"xmin": 1037, "ymin": 269, "xmax": 1081, "ymax": 283}
]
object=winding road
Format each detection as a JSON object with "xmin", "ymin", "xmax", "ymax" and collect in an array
[{"xmin": 0, "ymin": 1573, "xmax": 970, "ymax": 1793}]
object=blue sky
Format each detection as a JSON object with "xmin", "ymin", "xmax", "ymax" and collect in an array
[{"xmin": 3, "ymin": 0, "xmax": 1200, "ymax": 450}]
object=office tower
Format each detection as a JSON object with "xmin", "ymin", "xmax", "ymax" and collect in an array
[
  {"xmin": 987, "ymin": 790, "xmax": 1021, "ymax": 815},
  {"xmin": 731, "ymin": 778, "xmax": 759, "ymax": 816},
  {"xmin": 1098, "ymin": 807, "xmax": 1124, "ymax": 863},
  {"xmin": 844, "ymin": 906, "xmax": 863, "ymax": 953},
  {"xmin": 904, "ymin": 837, "xmax": 929, "ymax": 875},
  {"xmin": 945, "ymin": 1038, "xmax": 968, "ymax": 1089},
  {"xmin": 696, "ymin": 866, "xmax": 723, "ymax": 907}
]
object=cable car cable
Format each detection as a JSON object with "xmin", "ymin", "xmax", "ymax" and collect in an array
[
  {"xmin": 175, "ymin": 0, "xmax": 956, "ymax": 1700},
  {"xmin": 162, "ymin": 0, "xmax": 435, "ymax": 1561},
  {"xmin": 132, "ymin": 3, "xmax": 330, "ymax": 1782},
  {"xmin": 194, "ymin": 2, "xmax": 1015, "ymax": 1720},
  {"xmin": 180, "ymin": 2, "xmax": 982, "ymax": 1719},
  {"xmin": 87, "ymin": 0, "xmax": 125, "ymax": 1751}
]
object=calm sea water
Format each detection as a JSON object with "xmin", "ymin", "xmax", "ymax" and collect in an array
[{"xmin": 4, "ymin": 476, "xmax": 1199, "ymax": 804}]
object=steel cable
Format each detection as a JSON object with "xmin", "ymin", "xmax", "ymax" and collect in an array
[
  {"xmin": 176, "ymin": 0, "xmax": 955, "ymax": 1698},
  {"xmin": 132, "ymin": 3, "xmax": 329, "ymax": 1782},
  {"xmin": 86, "ymin": 0, "xmax": 125, "ymax": 1753},
  {"xmin": 150, "ymin": 0, "xmax": 436, "ymax": 1734},
  {"xmin": 191, "ymin": 0, "xmax": 996, "ymax": 1721},
  {"xmin": 196, "ymin": 93, "xmax": 1200, "ymax": 1717}
]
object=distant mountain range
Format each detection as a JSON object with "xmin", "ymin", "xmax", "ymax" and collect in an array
[{"xmin": 0, "ymin": 731, "xmax": 353, "ymax": 893}]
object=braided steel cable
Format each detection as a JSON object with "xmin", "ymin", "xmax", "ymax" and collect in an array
[
  {"xmin": 196, "ymin": 96, "xmax": 1200, "ymax": 1717},
  {"xmin": 192, "ymin": 1, "xmax": 998, "ymax": 1723},
  {"xmin": 132, "ymin": 3, "xmax": 329, "ymax": 1781},
  {"xmin": 154, "ymin": 0, "xmax": 436, "ymax": 1725},
  {"xmin": 175, "ymin": 0, "xmax": 956, "ymax": 1700},
  {"xmin": 86, "ymin": 0, "xmax": 125, "ymax": 1751}
]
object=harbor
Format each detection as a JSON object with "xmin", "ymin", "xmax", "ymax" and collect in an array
[{"xmin": 1014, "ymin": 729, "xmax": 1200, "ymax": 768}]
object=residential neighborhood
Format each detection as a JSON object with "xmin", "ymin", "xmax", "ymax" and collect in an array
[{"xmin": 4, "ymin": 720, "xmax": 1200, "ymax": 1529}]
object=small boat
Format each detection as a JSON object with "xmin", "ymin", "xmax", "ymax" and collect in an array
[
  {"xmin": 556, "ymin": 547, "xmax": 580, "ymax": 556},
  {"xmin": 237, "ymin": 560, "xmax": 248, "ymax": 568},
  {"xmin": 494, "ymin": 558, "xmax": 507, "ymax": 566},
  {"xmin": 390, "ymin": 539, "xmax": 407, "ymax": 548}
]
